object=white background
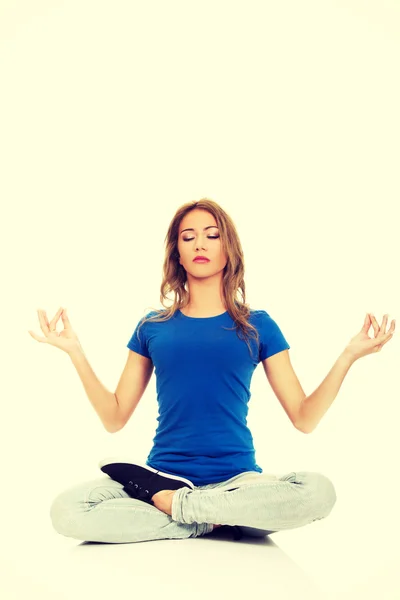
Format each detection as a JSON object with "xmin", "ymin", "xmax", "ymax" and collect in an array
[{"xmin": 1, "ymin": 1, "xmax": 399, "ymax": 599}]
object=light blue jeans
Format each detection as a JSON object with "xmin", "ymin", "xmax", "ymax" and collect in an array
[{"xmin": 50, "ymin": 469, "xmax": 337, "ymax": 543}]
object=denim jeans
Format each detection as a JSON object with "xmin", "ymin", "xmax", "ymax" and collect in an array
[{"xmin": 50, "ymin": 469, "xmax": 337, "ymax": 544}]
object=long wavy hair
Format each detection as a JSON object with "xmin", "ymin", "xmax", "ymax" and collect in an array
[{"xmin": 136, "ymin": 198, "xmax": 260, "ymax": 360}]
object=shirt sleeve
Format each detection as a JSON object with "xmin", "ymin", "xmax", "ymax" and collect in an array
[
  {"xmin": 258, "ymin": 310, "xmax": 290, "ymax": 361},
  {"xmin": 127, "ymin": 315, "xmax": 151, "ymax": 358}
]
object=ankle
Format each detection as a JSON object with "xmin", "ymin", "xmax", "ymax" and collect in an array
[
  {"xmin": 151, "ymin": 489, "xmax": 176, "ymax": 515},
  {"xmin": 151, "ymin": 489, "xmax": 172, "ymax": 502}
]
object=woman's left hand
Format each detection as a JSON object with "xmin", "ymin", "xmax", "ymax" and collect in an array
[{"xmin": 344, "ymin": 313, "xmax": 395, "ymax": 361}]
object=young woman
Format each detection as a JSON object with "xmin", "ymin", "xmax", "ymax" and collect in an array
[{"xmin": 29, "ymin": 198, "xmax": 395, "ymax": 544}]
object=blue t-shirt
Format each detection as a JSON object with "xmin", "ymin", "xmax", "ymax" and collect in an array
[{"xmin": 127, "ymin": 308, "xmax": 290, "ymax": 486}]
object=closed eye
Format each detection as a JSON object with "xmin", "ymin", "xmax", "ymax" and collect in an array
[{"xmin": 183, "ymin": 236, "xmax": 219, "ymax": 242}]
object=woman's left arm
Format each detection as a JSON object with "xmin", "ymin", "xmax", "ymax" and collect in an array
[{"xmin": 297, "ymin": 313, "xmax": 395, "ymax": 433}]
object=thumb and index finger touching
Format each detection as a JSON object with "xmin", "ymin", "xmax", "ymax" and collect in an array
[{"xmin": 28, "ymin": 306, "xmax": 71, "ymax": 343}]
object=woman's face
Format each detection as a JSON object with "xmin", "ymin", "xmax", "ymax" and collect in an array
[{"xmin": 177, "ymin": 209, "xmax": 228, "ymax": 278}]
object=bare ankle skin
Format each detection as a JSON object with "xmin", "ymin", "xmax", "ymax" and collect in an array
[
  {"xmin": 151, "ymin": 490, "xmax": 175, "ymax": 515},
  {"xmin": 153, "ymin": 491, "xmax": 224, "ymax": 529}
]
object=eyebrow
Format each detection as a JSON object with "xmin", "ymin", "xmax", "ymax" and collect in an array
[{"xmin": 180, "ymin": 225, "xmax": 219, "ymax": 234}]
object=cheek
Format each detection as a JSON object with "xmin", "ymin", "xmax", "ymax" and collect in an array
[{"xmin": 219, "ymin": 248, "xmax": 227, "ymax": 260}]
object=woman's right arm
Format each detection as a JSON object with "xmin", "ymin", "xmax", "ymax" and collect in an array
[
  {"xmin": 68, "ymin": 346, "xmax": 120, "ymax": 433},
  {"xmin": 29, "ymin": 308, "xmax": 120, "ymax": 433}
]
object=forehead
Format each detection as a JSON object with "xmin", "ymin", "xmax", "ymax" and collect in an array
[{"xmin": 180, "ymin": 210, "xmax": 217, "ymax": 228}]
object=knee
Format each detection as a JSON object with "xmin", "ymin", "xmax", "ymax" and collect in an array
[
  {"xmin": 49, "ymin": 492, "xmax": 78, "ymax": 536},
  {"xmin": 310, "ymin": 472, "xmax": 337, "ymax": 516}
]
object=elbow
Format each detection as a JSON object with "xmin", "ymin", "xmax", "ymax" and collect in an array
[
  {"xmin": 104, "ymin": 399, "xmax": 123, "ymax": 433},
  {"xmin": 297, "ymin": 422, "xmax": 316, "ymax": 434},
  {"xmin": 298, "ymin": 425, "xmax": 313, "ymax": 434},
  {"xmin": 105, "ymin": 426, "xmax": 119, "ymax": 434},
  {"xmin": 104, "ymin": 420, "xmax": 122, "ymax": 434},
  {"xmin": 294, "ymin": 417, "xmax": 315, "ymax": 434},
  {"xmin": 294, "ymin": 406, "xmax": 315, "ymax": 434}
]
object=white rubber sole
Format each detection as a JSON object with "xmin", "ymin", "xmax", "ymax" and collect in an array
[{"xmin": 98, "ymin": 456, "xmax": 195, "ymax": 489}]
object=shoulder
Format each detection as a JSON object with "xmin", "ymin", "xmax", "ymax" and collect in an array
[
  {"xmin": 138, "ymin": 308, "xmax": 173, "ymax": 326},
  {"xmin": 249, "ymin": 308, "xmax": 271, "ymax": 321}
]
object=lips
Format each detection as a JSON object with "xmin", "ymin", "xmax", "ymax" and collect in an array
[{"xmin": 193, "ymin": 257, "xmax": 210, "ymax": 262}]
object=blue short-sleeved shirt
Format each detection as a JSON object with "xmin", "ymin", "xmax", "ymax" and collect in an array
[{"xmin": 127, "ymin": 308, "xmax": 290, "ymax": 486}]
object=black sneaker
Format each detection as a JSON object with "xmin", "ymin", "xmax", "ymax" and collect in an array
[
  {"xmin": 221, "ymin": 525, "xmax": 244, "ymax": 541},
  {"xmin": 98, "ymin": 457, "xmax": 195, "ymax": 506}
]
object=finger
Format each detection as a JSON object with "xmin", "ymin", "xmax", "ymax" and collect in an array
[
  {"xmin": 375, "ymin": 335, "xmax": 393, "ymax": 352},
  {"xmin": 37, "ymin": 309, "xmax": 50, "ymax": 335},
  {"xmin": 376, "ymin": 329, "xmax": 394, "ymax": 349},
  {"xmin": 389, "ymin": 317, "xmax": 395, "ymax": 332},
  {"xmin": 382, "ymin": 315, "xmax": 396, "ymax": 336},
  {"xmin": 369, "ymin": 314, "xmax": 380, "ymax": 337},
  {"xmin": 28, "ymin": 330, "xmax": 47, "ymax": 343},
  {"xmin": 38, "ymin": 308, "xmax": 62, "ymax": 333},
  {"xmin": 380, "ymin": 314, "xmax": 389, "ymax": 335},
  {"xmin": 364, "ymin": 313, "xmax": 374, "ymax": 333},
  {"xmin": 49, "ymin": 307, "xmax": 63, "ymax": 332}
]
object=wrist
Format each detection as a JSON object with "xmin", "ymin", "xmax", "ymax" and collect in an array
[
  {"xmin": 68, "ymin": 344, "xmax": 85, "ymax": 359},
  {"xmin": 341, "ymin": 349, "xmax": 357, "ymax": 366}
]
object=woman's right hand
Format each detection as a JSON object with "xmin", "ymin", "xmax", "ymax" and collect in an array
[{"xmin": 28, "ymin": 307, "xmax": 82, "ymax": 355}]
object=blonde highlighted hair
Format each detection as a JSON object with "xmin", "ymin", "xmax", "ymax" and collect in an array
[{"xmin": 136, "ymin": 198, "xmax": 260, "ymax": 360}]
